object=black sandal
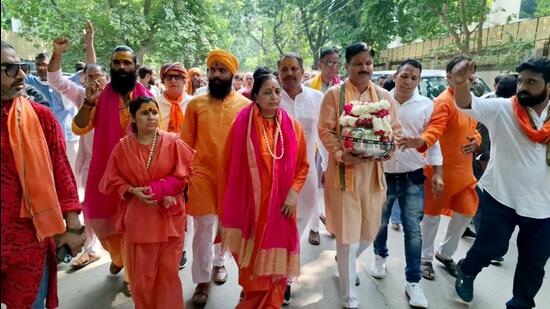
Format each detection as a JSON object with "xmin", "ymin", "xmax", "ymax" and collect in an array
[{"xmin": 421, "ymin": 261, "xmax": 435, "ymax": 280}]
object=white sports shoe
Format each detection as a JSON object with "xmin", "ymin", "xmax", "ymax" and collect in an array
[
  {"xmin": 370, "ymin": 255, "xmax": 386, "ymax": 279},
  {"xmin": 405, "ymin": 282, "xmax": 429, "ymax": 308}
]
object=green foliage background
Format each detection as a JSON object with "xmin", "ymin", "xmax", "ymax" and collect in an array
[{"xmin": 1, "ymin": 0, "xmax": 547, "ymax": 72}]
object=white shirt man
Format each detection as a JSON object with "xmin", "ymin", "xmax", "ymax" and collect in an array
[
  {"xmin": 451, "ymin": 57, "xmax": 550, "ymax": 307},
  {"xmin": 370, "ymin": 60, "xmax": 442, "ymax": 309},
  {"xmin": 280, "ymin": 86, "xmax": 327, "ymax": 233}
]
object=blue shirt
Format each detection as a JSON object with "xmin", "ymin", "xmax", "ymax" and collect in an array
[
  {"xmin": 69, "ymin": 71, "xmax": 84, "ymax": 86},
  {"xmin": 26, "ymin": 74, "xmax": 78, "ymax": 142}
]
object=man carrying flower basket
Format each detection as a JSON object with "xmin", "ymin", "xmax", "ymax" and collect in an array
[{"xmin": 318, "ymin": 42, "xmax": 401, "ymax": 309}]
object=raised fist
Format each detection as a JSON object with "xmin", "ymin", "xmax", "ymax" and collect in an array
[{"xmin": 53, "ymin": 37, "xmax": 70, "ymax": 54}]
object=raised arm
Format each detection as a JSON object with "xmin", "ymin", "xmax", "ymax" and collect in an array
[
  {"xmin": 84, "ymin": 20, "xmax": 96, "ymax": 64},
  {"xmin": 48, "ymin": 38, "xmax": 70, "ymax": 73},
  {"xmin": 449, "ymin": 59, "xmax": 476, "ymax": 109}
]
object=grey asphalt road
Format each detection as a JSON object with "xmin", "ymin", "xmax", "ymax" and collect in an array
[{"xmin": 56, "ymin": 195, "xmax": 549, "ymax": 309}]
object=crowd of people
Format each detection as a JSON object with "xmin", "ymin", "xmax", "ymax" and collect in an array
[{"xmin": 1, "ymin": 20, "xmax": 549, "ymax": 309}]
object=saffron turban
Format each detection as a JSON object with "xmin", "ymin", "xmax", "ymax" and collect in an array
[
  {"xmin": 206, "ymin": 49, "xmax": 239, "ymax": 75},
  {"xmin": 160, "ymin": 62, "xmax": 187, "ymax": 82}
]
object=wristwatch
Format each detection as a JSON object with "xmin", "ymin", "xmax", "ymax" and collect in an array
[{"xmin": 66, "ymin": 225, "xmax": 86, "ymax": 235}]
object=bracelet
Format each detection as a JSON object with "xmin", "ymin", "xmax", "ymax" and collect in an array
[{"xmin": 82, "ymin": 99, "xmax": 95, "ymax": 108}]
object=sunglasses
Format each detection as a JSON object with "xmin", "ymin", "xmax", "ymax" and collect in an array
[
  {"xmin": 1, "ymin": 62, "xmax": 31, "ymax": 77},
  {"xmin": 323, "ymin": 61, "xmax": 340, "ymax": 68},
  {"xmin": 164, "ymin": 74, "xmax": 185, "ymax": 81}
]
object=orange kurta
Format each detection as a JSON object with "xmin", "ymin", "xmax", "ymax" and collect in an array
[
  {"xmin": 221, "ymin": 108, "xmax": 309, "ymax": 308},
  {"xmin": 71, "ymin": 91, "xmax": 139, "ymax": 280},
  {"xmin": 419, "ymin": 88, "xmax": 481, "ymax": 217},
  {"xmin": 182, "ymin": 91, "xmax": 250, "ymax": 216},
  {"xmin": 99, "ymin": 131, "xmax": 195, "ymax": 309}
]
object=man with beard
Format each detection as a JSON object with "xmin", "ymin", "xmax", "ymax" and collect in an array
[
  {"xmin": 1, "ymin": 40, "xmax": 85, "ymax": 309},
  {"xmin": 400, "ymin": 55, "xmax": 482, "ymax": 281},
  {"xmin": 318, "ymin": 42, "xmax": 401, "ymax": 309},
  {"xmin": 72, "ymin": 45, "xmax": 152, "ymax": 294},
  {"xmin": 181, "ymin": 49, "xmax": 249, "ymax": 306},
  {"xmin": 138, "ymin": 65, "xmax": 160, "ymax": 97},
  {"xmin": 452, "ymin": 57, "xmax": 549, "ymax": 308}
]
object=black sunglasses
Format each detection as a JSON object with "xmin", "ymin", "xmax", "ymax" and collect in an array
[{"xmin": 1, "ymin": 63, "xmax": 31, "ymax": 77}]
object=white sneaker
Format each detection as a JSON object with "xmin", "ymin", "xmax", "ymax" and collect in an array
[
  {"xmin": 370, "ymin": 255, "xmax": 386, "ymax": 279},
  {"xmin": 405, "ymin": 282, "xmax": 428, "ymax": 308}
]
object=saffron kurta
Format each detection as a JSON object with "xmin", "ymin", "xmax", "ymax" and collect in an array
[
  {"xmin": 221, "ymin": 104, "xmax": 309, "ymax": 308},
  {"xmin": 419, "ymin": 88, "xmax": 481, "ymax": 217},
  {"xmin": 318, "ymin": 80, "xmax": 401, "ymax": 244},
  {"xmin": 99, "ymin": 131, "xmax": 195, "ymax": 309},
  {"xmin": 1, "ymin": 100, "xmax": 81, "ymax": 308},
  {"xmin": 181, "ymin": 91, "xmax": 249, "ymax": 216},
  {"xmin": 72, "ymin": 83, "xmax": 152, "ymax": 272}
]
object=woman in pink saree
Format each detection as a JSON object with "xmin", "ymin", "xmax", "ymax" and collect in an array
[
  {"xmin": 99, "ymin": 96, "xmax": 194, "ymax": 309},
  {"xmin": 220, "ymin": 73, "xmax": 309, "ymax": 308}
]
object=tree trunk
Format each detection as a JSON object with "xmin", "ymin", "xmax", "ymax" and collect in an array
[
  {"xmin": 477, "ymin": 0, "xmax": 487, "ymax": 53},
  {"xmin": 312, "ymin": 52, "xmax": 320, "ymax": 70}
]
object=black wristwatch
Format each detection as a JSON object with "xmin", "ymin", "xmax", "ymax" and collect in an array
[{"xmin": 66, "ymin": 226, "xmax": 86, "ymax": 235}]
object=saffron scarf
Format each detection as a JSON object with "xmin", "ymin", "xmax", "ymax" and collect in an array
[
  {"xmin": 163, "ymin": 92, "xmax": 185, "ymax": 134},
  {"xmin": 511, "ymin": 96, "xmax": 550, "ymax": 165},
  {"xmin": 7, "ymin": 96, "xmax": 65, "ymax": 241},
  {"xmin": 84, "ymin": 83, "xmax": 151, "ymax": 221},
  {"xmin": 309, "ymin": 73, "xmax": 341, "ymax": 92},
  {"xmin": 221, "ymin": 103, "xmax": 300, "ymax": 278}
]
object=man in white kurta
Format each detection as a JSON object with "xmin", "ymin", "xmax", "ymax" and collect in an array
[{"xmin": 278, "ymin": 53, "xmax": 327, "ymax": 245}]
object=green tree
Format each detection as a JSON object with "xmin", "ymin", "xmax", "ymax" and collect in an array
[
  {"xmin": 535, "ymin": 0, "xmax": 550, "ymax": 17},
  {"xmin": 2, "ymin": 0, "xmax": 223, "ymax": 70}
]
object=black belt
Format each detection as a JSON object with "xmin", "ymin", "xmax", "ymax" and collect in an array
[{"xmin": 385, "ymin": 168, "xmax": 426, "ymax": 184}]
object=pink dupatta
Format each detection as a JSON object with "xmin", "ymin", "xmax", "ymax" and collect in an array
[
  {"xmin": 221, "ymin": 103, "xmax": 300, "ymax": 278},
  {"xmin": 83, "ymin": 82, "xmax": 151, "ymax": 237}
]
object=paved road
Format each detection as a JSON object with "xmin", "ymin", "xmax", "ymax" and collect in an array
[{"xmin": 57, "ymin": 207, "xmax": 549, "ymax": 309}]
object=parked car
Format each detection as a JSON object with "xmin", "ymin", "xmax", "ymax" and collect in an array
[{"xmin": 372, "ymin": 70, "xmax": 491, "ymax": 100}]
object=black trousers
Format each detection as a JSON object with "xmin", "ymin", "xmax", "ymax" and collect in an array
[{"xmin": 461, "ymin": 190, "xmax": 550, "ymax": 309}]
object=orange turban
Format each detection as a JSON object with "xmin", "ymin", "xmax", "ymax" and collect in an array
[
  {"xmin": 206, "ymin": 49, "xmax": 239, "ymax": 75},
  {"xmin": 187, "ymin": 67, "xmax": 202, "ymax": 95},
  {"xmin": 160, "ymin": 62, "xmax": 187, "ymax": 82}
]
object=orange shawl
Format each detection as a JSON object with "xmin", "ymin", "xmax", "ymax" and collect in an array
[
  {"xmin": 512, "ymin": 96, "xmax": 550, "ymax": 165},
  {"xmin": 7, "ymin": 96, "xmax": 65, "ymax": 241},
  {"xmin": 163, "ymin": 92, "xmax": 185, "ymax": 134}
]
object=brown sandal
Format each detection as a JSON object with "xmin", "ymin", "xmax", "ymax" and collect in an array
[{"xmin": 71, "ymin": 252, "xmax": 100, "ymax": 269}]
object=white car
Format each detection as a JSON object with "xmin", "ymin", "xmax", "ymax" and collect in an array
[{"xmin": 372, "ymin": 70, "xmax": 491, "ymax": 100}]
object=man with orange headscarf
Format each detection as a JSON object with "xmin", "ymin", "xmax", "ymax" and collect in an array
[
  {"xmin": 187, "ymin": 67, "xmax": 202, "ymax": 96},
  {"xmin": 157, "ymin": 62, "xmax": 194, "ymax": 269},
  {"xmin": 157, "ymin": 62, "xmax": 192, "ymax": 134},
  {"xmin": 182, "ymin": 49, "xmax": 250, "ymax": 306}
]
